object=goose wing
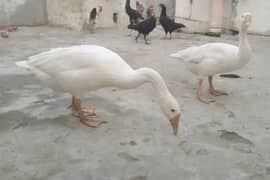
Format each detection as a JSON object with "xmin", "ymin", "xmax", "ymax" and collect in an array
[
  {"xmin": 27, "ymin": 45, "xmax": 133, "ymax": 76},
  {"xmin": 170, "ymin": 43, "xmax": 238, "ymax": 64}
]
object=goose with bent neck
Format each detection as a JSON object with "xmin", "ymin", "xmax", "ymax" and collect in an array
[
  {"xmin": 127, "ymin": 68, "xmax": 180, "ymax": 126},
  {"xmin": 170, "ymin": 12, "xmax": 252, "ymax": 104},
  {"xmin": 15, "ymin": 45, "xmax": 180, "ymax": 135},
  {"xmin": 124, "ymin": 68, "xmax": 173, "ymax": 100}
]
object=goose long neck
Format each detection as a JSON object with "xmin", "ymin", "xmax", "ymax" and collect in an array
[
  {"xmin": 135, "ymin": 68, "xmax": 171, "ymax": 99},
  {"xmin": 238, "ymin": 26, "xmax": 251, "ymax": 64}
]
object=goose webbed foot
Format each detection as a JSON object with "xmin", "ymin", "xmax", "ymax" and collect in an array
[
  {"xmin": 209, "ymin": 89, "xmax": 228, "ymax": 96},
  {"xmin": 79, "ymin": 108, "xmax": 107, "ymax": 128},
  {"xmin": 70, "ymin": 96, "xmax": 107, "ymax": 128},
  {"xmin": 208, "ymin": 76, "xmax": 228, "ymax": 96},
  {"xmin": 197, "ymin": 79, "xmax": 215, "ymax": 104},
  {"xmin": 198, "ymin": 95, "xmax": 216, "ymax": 104}
]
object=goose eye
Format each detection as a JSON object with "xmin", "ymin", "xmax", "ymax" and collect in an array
[{"xmin": 171, "ymin": 109, "xmax": 175, "ymax": 112}]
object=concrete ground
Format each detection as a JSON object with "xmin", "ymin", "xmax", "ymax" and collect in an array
[{"xmin": 0, "ymin": 26, "xmax": 270, "ymax": 180}]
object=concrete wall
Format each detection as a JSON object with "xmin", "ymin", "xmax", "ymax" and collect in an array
[
  {"xmin": 234, "ymin": 0, "xmax": 270, "ymax": 35},
  {"xmin": 145, "ymin": 0, "xmax": 175, "ymax": 18},
  {"xmin": 83, "ymin": 0, "xmax": 127, "ymax": 29},
  {"xmin": 0, "ymin": 0, "xmax": 47, "ymax": 27},
  {"xmin": 175, "ymin": 0, "xmax": 211, "ymax": 32},
  {"xmin": 1, "ymin": 0, "xmax": 269, "ymax": 36},
  {"xmin": 47, "ymin": 0, "xmax": 125, "ymax": 31},
  {"xmin": 47, "ymin": 0, "xmax": 84, "ymax": 31},
  {"xmin": 175, "ymin": 0, "xmax": 230, "ymax": 33},
  {"xmin": 175, "ymin": 0, "xmax": 270, "ymax": 36},
  {"xmin": 46, "ymin": 0, "xmax": 175, "ymax": 31}
]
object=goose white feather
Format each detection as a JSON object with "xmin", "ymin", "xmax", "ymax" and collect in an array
[
  {"xmin": 16, "ymin": 45, "xmax": 180, "ymax": 135},
  {"xmin": 170, "ymin": 12, "xmax": 252, "ymax": 103}
]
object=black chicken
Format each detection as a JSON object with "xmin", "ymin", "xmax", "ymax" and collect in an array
[
  {"xmin": 89, "ymin": 8, "xmax": 98, "ymax": 24},
  {"xmin": 87, "ymin": 6, "xmax": 102, "ymax": 33},
  {"xmin": 128, "ymin": 16, "xmax": 156, "ymax": 44},
  {"xmin": 126, "ymin": 0, "xmax": 144, "ymax": 25},
  {"xmin": 159, "ymin": 4, "xmax": 185, "ymax": 39}
]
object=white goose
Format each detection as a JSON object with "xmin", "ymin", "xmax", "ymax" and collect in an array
[
  {"xmin": 170, "ymin": 12, "xmax": 252, "ymax": 103},
  {"xmin": 16, "ymin": 45, "xmax": 180, "ymax": 135}
]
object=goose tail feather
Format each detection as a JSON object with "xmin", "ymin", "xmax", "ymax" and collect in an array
[{"xmin": 15, "ymin": 61, "xmax": 31, "ymax": 69}]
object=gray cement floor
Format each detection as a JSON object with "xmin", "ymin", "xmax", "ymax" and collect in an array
[{"xmin": 0, "ymin": 26, "xmax": 270, "ymax": 180}]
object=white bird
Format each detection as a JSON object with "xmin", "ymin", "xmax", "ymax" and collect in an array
[
  {"xmin": 16, "ymin": 45, "xmax": 180, "ymax": 135},
  {"xmin": 170, "ymin": 13, "xmax": 252, "ymax": 103}
]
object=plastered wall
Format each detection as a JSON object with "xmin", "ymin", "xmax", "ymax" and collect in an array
[
  {"xmin": 0, "ymin": 0, "xmax": 47, "ymax": 27},
  {"xmin": 175, "ymin": 0, "xmax": 270, "ymax": 36},
  {"xmin": 46, "ymin": 0, "xmax": 175, "ymax": 31}
]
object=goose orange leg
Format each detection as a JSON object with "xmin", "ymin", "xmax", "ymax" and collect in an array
[
  {"xmin": 208, "ymin": 76, "xmax": 228, "ymax": 96},
  {"xmin": 71, "ymin": 96, "xmax": 107, "ymax": 128},
  {"xmin": 197, "ymin": 79, "xmax": 215, "ymax": 104}
]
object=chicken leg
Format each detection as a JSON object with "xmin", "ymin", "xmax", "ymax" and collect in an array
[
  {"xmin": 144, "ymin": 34, "xmax": 150, "ymax": 44},
  {"xmin": 71, "ymin": 96, "xmax": 107, "ymax": 128},
  {"xmin": 163, "ymin": 32, "xmax": 168, "ymax": 40},
  {"xmin": 208, "ymin": 76, "xmax": 228, "ymax": 96},
  {"xmin": 135, "ymin": 33, "xmax": 141, "ymax": 42}
]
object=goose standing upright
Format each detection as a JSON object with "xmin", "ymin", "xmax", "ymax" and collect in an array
[
  {"xmin": 170, "ymin": 13, "xmax": 252, "ymax": 103},
  {"xmin": 15, "ymin": 45, "xmax": 181, "ymax": 135}
]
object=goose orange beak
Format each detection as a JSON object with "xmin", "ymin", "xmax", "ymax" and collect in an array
[{"xmin": 170, "ymin": 114, "xmax": 180, "ymax": 136}]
